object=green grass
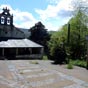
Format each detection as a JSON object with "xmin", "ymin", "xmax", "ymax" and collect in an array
[
  {"xmin": 72, "ymin": 60, "xmax": 87, "ymax": 68},
  {"xmin": 30, "ymin": 61, "xmax": 39, "ymax": 64},
  {"xmin": 19, "ymin": 71, "xmax": 24, "ymax": 74},
  {"xmin": 42, "ymin": 55, "xmax": 48, "ymax": 60},
  {"xmin": 67, "ymin": 59, "xmax": 73, "ymax": 69},
  {"xmin": 66, "ymin": 59, "xmax": 87, "ymax": 68}
]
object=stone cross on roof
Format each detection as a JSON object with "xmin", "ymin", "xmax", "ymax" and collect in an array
[
  {"xmin": 2, "ymin": 7, "xmax": 10, "ymax": 15},
  {"xmin": 3, "ymin": 7, "xmax": 10, "ymax": 12}
]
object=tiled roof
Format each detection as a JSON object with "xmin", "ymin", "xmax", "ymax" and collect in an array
[{"xmin": 0, "ymin": 39, "xmax": 43, "ymax": 48}]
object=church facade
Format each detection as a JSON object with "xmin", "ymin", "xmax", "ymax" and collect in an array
[
  {"xmin": 0, "ymin": 7, "xmax": 44, "ymax": 59},
  {"xmin": 0, "ymin": 7, "xmax": 29, "ymax": 41}
]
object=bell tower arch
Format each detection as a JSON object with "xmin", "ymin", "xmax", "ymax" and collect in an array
[{"xmin": 0, "ymin": 7, "xmax": 13, "ymax": 26}]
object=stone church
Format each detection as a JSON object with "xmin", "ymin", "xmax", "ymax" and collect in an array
[
  {"xmin": 0, "ymin": 7, "xmax": 44, "ymax": 59},
  {"xmin": 0, "ymin": 7, "xmax": 30, "ymax": 41}
]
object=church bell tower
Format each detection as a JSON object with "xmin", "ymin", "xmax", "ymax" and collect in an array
[{"xmin": 0, "ymin": 7, "xmax": 13, "ymax": 26}]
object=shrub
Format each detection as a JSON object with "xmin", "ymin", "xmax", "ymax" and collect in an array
[
  {"xmin": 52, "ymin": 47, "xmax": 67, "ymax": 64},
  {"xmin": 67, "ymin": 59, "xmax": 73, "ymax": 69},
  {"xmin": 30, "ymin": 61, "xmax": 39, "ymax": 64},
  {"xmin": 42, "ymin": 55, "xmax": 48, "ymax": 60},
  {"xmin": 72, "ymin": 60, "xmax": 87, "ymax": 68},
  {"xmin": 20, "ymin": 71, "xmax": 24, "ymax": 74}
]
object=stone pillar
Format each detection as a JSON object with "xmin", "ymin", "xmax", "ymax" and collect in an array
[
  {"xmin": 11, "ymin": 15, "xmax": 13, "ymax": 26},
  {"xmin": 2, "ymin": 48, "xmax": 4, "ymax": 56},
  {"xmin": 41, "ymin": 48, "xmax": 44, "ymax": 54},
  {"xmin": 29, "ymin": 48, "xmax": 32, "ymax": 54},
  {"xmin": 5, "ymin": 17, "xmax": 7, "ymax": 25}
]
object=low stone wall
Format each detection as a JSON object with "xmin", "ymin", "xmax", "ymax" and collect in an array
[{"xmin": 15, "ymin": 54, "xmax": 43, "ymax": 59}]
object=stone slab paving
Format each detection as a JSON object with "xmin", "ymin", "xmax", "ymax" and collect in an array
[{"xmin": 0, "ymin": 60, "xmax": 88, "ymax": 88}]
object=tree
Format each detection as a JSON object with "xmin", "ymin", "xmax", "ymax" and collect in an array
[
  {"xmin": 48, "ymin": 31, "xmax": 67, "ymax": 64},
  {"xmin": 29, "ymin": 21, "xmax": 50, "ymax": 53},
  {"xmin": 70, "ymin": 0, "xmax": 88, "ymax": 59},
  {"xmin": 61, "ymin": 5, "xmax": 88, "ymax": 59},
  {"xmin": 48, "ymin": 0, "xmax": 88, "ymax": 63}
]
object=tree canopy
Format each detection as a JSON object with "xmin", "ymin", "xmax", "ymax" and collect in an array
[
  {"xmin": 48, "ymin": 1, "xmax": 88, "ymax": 63},
  {"xmin": 29, "ymin": 21, "xmax": 50, "ymax": 54},
  {"xmin": 29, "ymin": 22, "xmax": 49, "ymax": 44}
]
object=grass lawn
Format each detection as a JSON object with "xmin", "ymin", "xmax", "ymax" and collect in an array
[{"xmin": 71, "ymin": 60, "xmax": 87, "ymax": 68}]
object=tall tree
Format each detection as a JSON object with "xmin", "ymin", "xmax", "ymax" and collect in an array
[
  {"xmin": 69, "ymin": 0, "xmax": 88, "ymax": 59},
  {"xmin": 48, "ymin": 0, "xmax": 88, "ymax": 61},
  {"xmin": 29, "ymin": 21, "xmax": 50, "ymax": 53},
  {"xmin": 48, "ymin": 30, "xmax": 67, "ymax": 63},
  {"xmin": 61, "ymin": 1, "xmax": 88, "ymax": 59}
]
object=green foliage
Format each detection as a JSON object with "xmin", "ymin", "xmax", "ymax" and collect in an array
[
  {"xmin": 72, "ymin": 60, "xmax": 87, "ymax": 68},
  {"xmin": 67, "ymin": 59, "xmax": 87, "ymax": 68},
  {"xmin": 61, "ymin": 8, "xmax": 88, "ymax": 59},
  {"xmin": 48, "ymin": 32, "xmax": 67, "ymax": 64},
  {"xmin": 29, "ymin": 21, "xmax": 50, "ymax": 55},
  {"xmin": 29, "ymin": 21, "xmax": 50, "ymax": 46},
  {"xmin": 70, "ymin": 10, "xmax": 88, "ymax": 59},
  {"xmin": 20, "ymin": 71, "xmax": 24, "ymax": 74},
  {"xmin": 42, "ymin": 55, "xmax": 48, "ymax": 60},
  {"xmin": 30, "ymin": 61, "xmax": 39, "ymax": 64},
  {"xmin": 48, "ymin": 1, "xmax": 88, "ymax": 64},
  {"xmin": 67, "ymin": 59, "xmax": 73, "ymax": 69}
]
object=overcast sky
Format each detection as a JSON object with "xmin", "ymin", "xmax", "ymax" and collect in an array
[{"xmin": 0, "ymin": 0, "xmax": 87, "ymax": 31}]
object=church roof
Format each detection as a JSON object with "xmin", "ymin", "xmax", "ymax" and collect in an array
[{"xmin": 0, "ymin": 39, "xmax": 43, "ymax": 48}]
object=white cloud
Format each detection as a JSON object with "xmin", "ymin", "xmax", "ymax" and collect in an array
[
  {"xmin": 36, "ymin": 5, "xmax": 58, "ymax": 20},
  {"xmin": 0, "ymin": 0, "xmax": 87, "ymax": 31},
  {"xmin": 0, "ymin": 4, "xmax": 60, "ymax": 31},
  {"xmin": 35, "ymin": 0, "xmax": 73, "ymax": 31},
  {"xmin": 35, "ymin": 0, "xmax": 88, "ymax": 31},
  {"xmin": 41, "ymin": 15, "xmax": 71, "ymax": 31},
  {"xmin": 44, "ymin": 22, "xmax": 59, "ymax": 31},
  {"xmin": 0, "ymin": 4, "xmax": 13, "ymax": 12},
  {"xmin": 35, "ymin": 0, "xmax": 73, "ymax": 20},
  {"xmin": 13, "ymin": 10, "xmax": 36, "ymax": 22},
  {"xmin": 0, "ymin": 4, "xmax": 37, "ymax": 29}
]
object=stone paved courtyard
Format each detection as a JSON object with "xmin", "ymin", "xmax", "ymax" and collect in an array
[{"xmin": 0, "ymin": 60, "xmax": 88, "ymax": 88}]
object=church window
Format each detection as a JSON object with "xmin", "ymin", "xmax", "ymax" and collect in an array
[
  {"xmin": 7, "ymin": 17, "xmax": 10, "ymax": 25},
  {"xmin": 1, "ymin": 16, "xmax": 5, "ymax": 24},
  {"xmin": 5, "ymin": 12, "xmax": 7, "ymax": 15}
]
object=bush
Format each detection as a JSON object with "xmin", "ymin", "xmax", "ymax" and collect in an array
[
  {"xmin": 42, "ymin": 55, "xmax": 48, "ymax": 60},
  {"xmin": 72, "ymin": 60, "xmax": 87, "ymax": 68},
  {"xmin": 52, "ymin": 46, "xmax": 67, "ymax": 64},
  {"xmin": 67, "ymin": 59, "xmax": 73, "ymax": 69},
  {"xmin": 30, "ymin": 61, "xmax": 39, "ymax": 64}
]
